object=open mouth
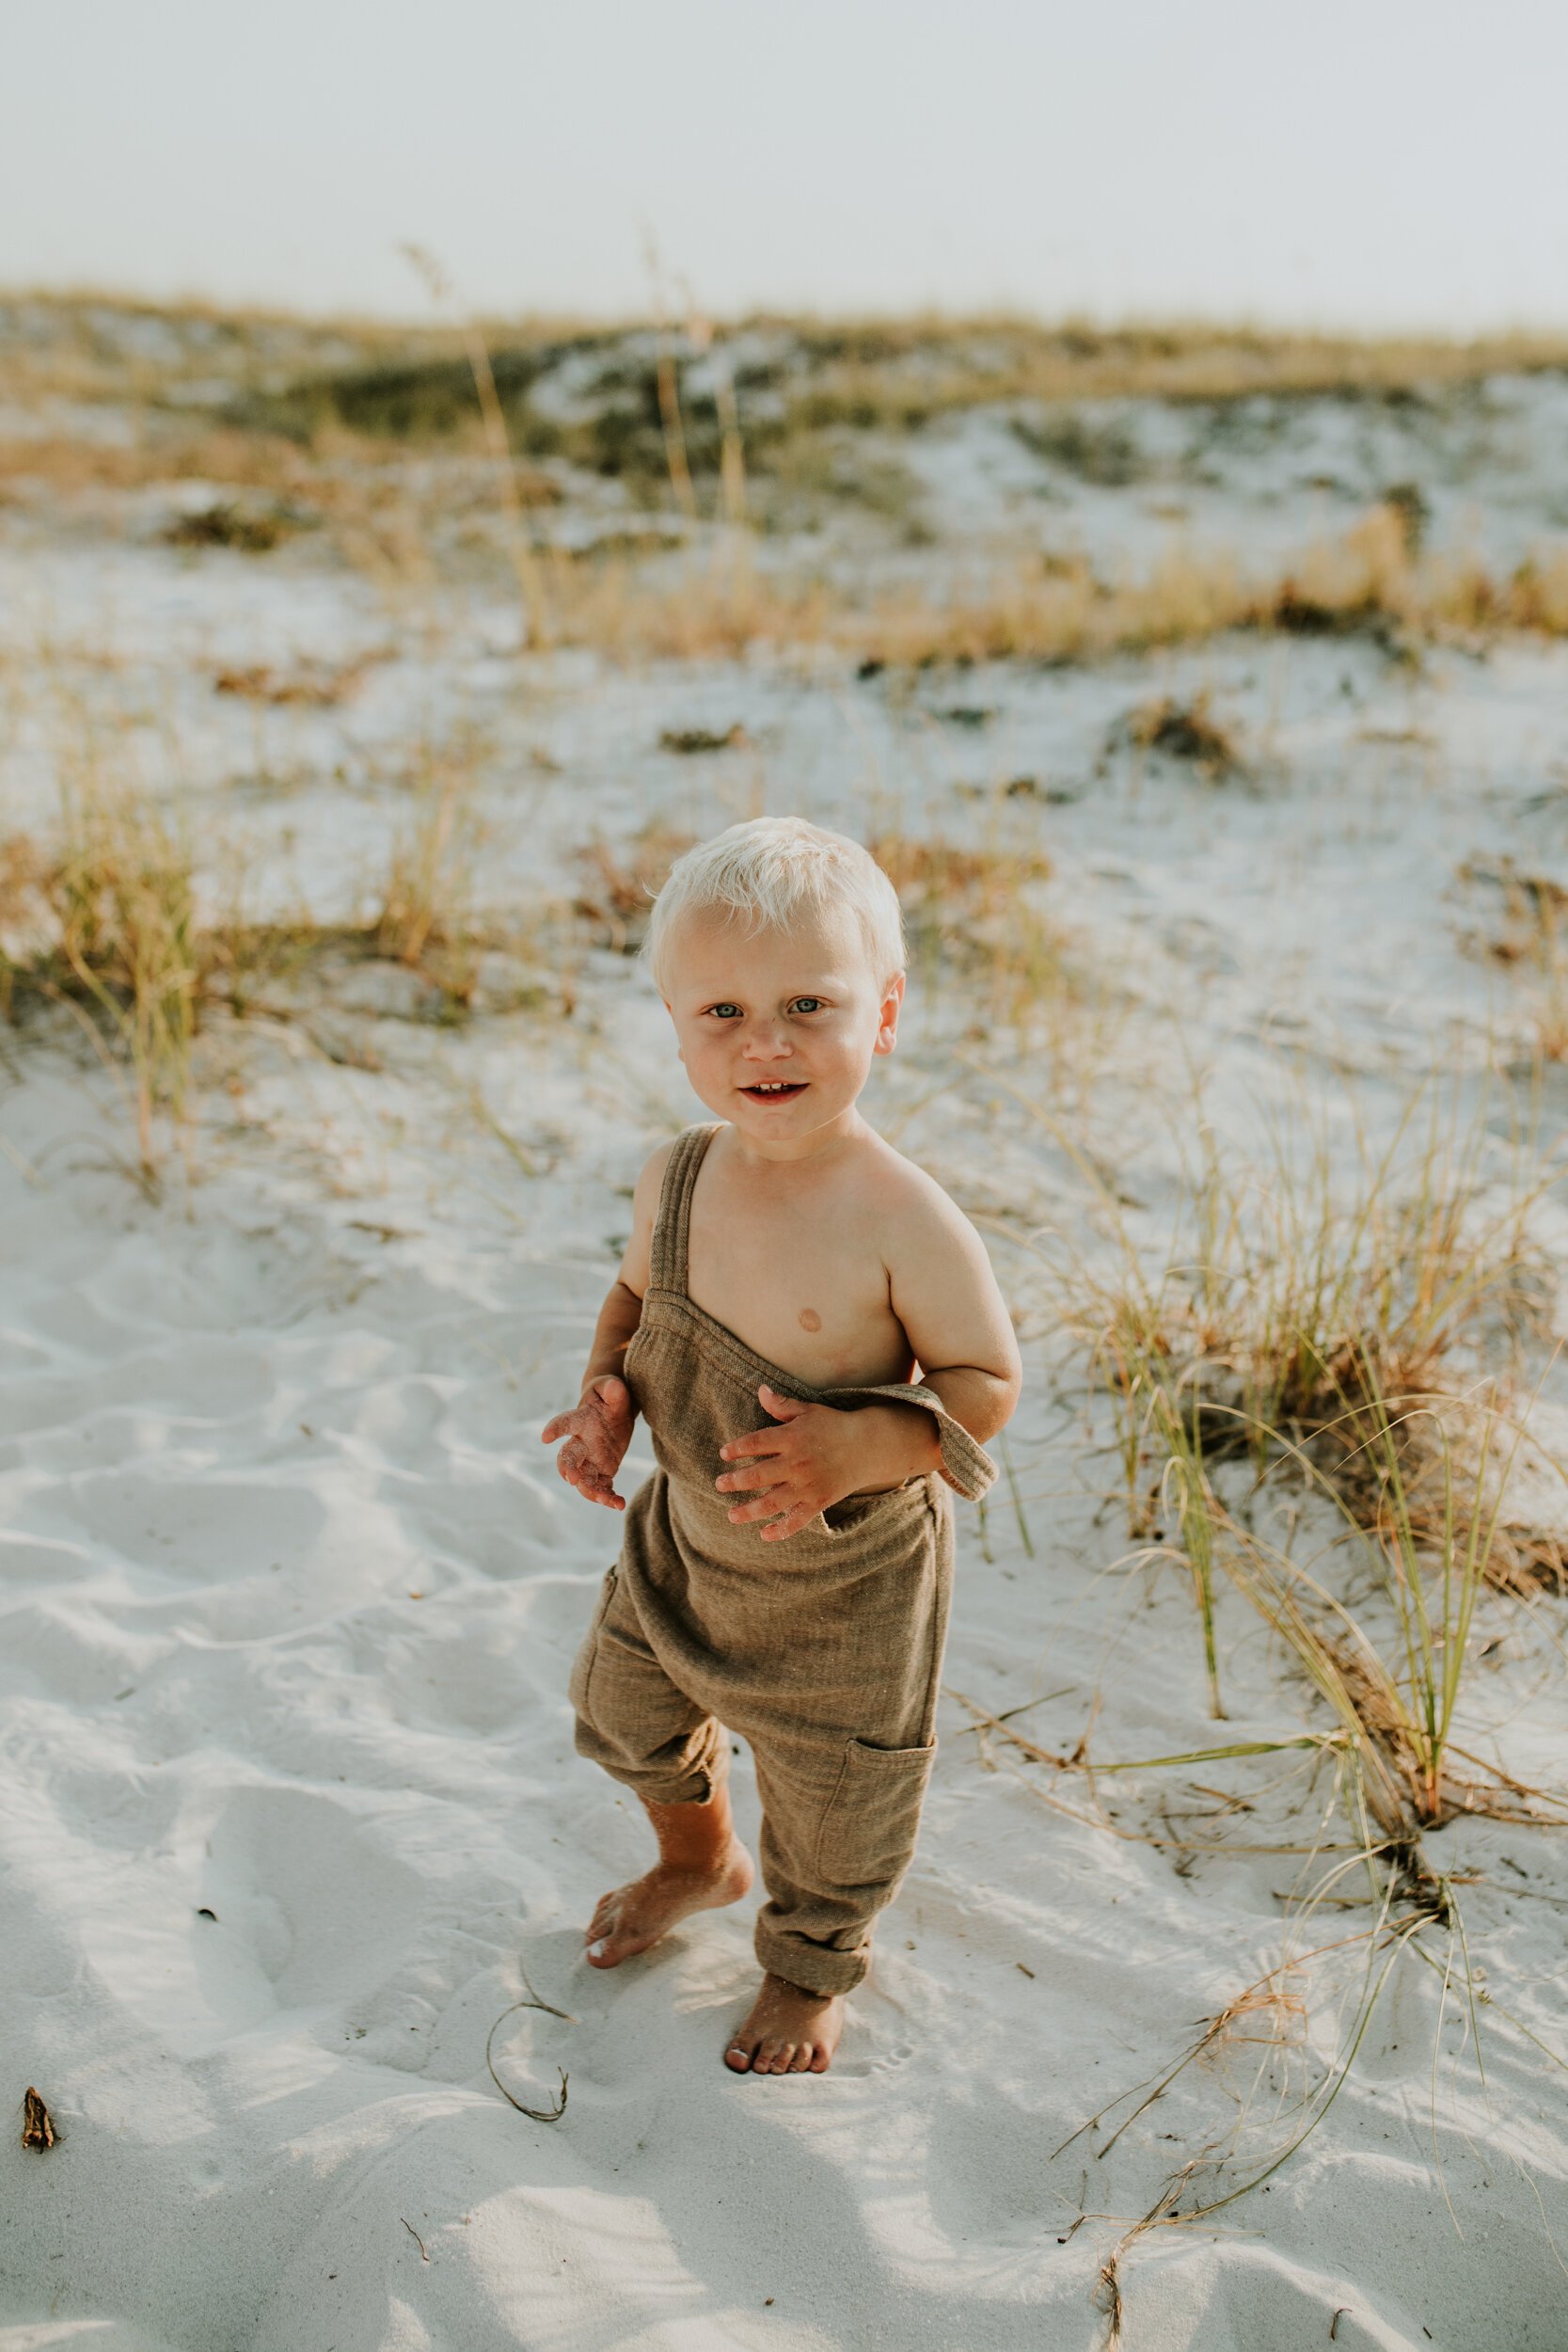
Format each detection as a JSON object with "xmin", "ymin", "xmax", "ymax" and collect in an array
[{"xmin": 739, "ymin": 1081, "xmax": 807, "ymax": 1102}]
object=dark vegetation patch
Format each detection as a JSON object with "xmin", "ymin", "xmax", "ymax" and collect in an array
[
  {"xmin": 1114, "ymin": 692, "xmax": 1246, "ymax": 779},
  {"xmin": 1267, "ymin": 584, "xmax": 1399, "ymax": 646},
  {"xmin": 239, "ymin": 345, "xmax": 560, "ymax": 444},
  {"xmin": 1380, "ymin": 481, "xmax": 1431, "ymax": 555},
  {"xmin": 242, "ymin": 339, "xmax": 791, "ymax": 493},
  {"xmin": 214, "ymin": 660, "xmax": 372, "ymax": 707},
  {"xmin": 1010, "ymin": 411, "xmax": 1147, "ymax": 485},
  {"xmin": 164, "ymin": 500, "xmax": 311, "ymax": 552},
  {"xmin": 657, "ymin": 724, "xmax": 748, "ymax": 755}
]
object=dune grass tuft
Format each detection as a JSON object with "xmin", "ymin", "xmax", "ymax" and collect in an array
[
  {"xmin": 1, "ymin": 775, "xmax": 203, "ymax": 1176},
  {"xmin": 1056, "ymin": 1085, "xmax": 1564, "ymax": 1772}
]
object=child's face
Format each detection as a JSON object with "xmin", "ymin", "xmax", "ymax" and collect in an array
[{"xmin": 663, "ymin": 902, "xmax": 904, "ymax": 1149}]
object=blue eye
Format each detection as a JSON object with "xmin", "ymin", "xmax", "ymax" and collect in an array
[
  {"xmin": 791, "ymin": 997, "xmax": 824, "ymax": 1014},
  {"xmin": 708, "ymin": 1003, "xmax": 742, "ymax": 1019}
]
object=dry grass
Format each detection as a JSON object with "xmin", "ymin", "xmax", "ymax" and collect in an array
[
  {"xmin": 1056, "ymin": 1084, "xmax": 1563, "ymax": 1744},
  {"xmin": 13, "ymin": 334, "xmax": 1568, "ymax": 677},
  {"xmin": 1073, "ymin": 1089, "xmax": 1549, "ymax": 1499},
  {"xmin": 574, "ymin": 824, "xmax": 698, "ymax": 956},
  {"xmin": 0, "ymin": 776, "xmax": 202, "ymax": 1175},
  {"xmin": 525, "ymin": 508, "xmax": 1568, "ymax": 671},
  {"xmin": 214, "ymin": 660, "xmax": 371, "ymax": 707},
  {"xmin": 372, "ymin": 759, "xmax": 480, "ymax": 1008},
  {"xmin": 864, "ymin": 832, "xmax": 1071, "ymax": 1042},
  {"xmin": 773, "ymin": 316, "xmax": 1568, "ymax": 420},
  {"xmin": 2, "ymin": 747, "xmax": 552, "ymax": 1157},
  {"xmin": 0, "ymin": 426, "xmax": 315, "ymax": 497},
  {"xmin": 848, "ymin": 506, "xmax": 1568, "ymax": 669},
  {"xmin": 1466, "ymin": 864, "xmax": 1568, "ymax": 1064},
  {"xmin": 552, "ymin": 553, "xmax": 832, "ymax": 662},
  {"xmin": 13, "ymin": 290, "xmax": 1568, "ymax": 421}
]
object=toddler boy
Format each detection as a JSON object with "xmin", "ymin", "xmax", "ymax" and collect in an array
[{"xmin": 543, "ymin": 818, "xmax": 1021, "ymax": 2074}]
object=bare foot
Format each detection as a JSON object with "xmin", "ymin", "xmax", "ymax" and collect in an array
[
  {"xmin": 586, "ymin": 1841, "xmax": 752, "ymax": 1968},
  {"xmin": 724, "ymin": 1972, "xmax": 845, "ymax": 2075}
]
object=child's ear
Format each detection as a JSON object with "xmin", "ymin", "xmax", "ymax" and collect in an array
[{"xmin": 874, "ymin": 971, "xmax": 907, "ymax": 1056}]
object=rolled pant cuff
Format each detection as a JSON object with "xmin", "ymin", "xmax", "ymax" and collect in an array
[
  {"xmin": 590, "ymin": 1758, "xmax": 720, "ymax": 1805},
  {"xmin": 572, "ymin": 1720, "xmax": 727, "ymax": 1809},
  {"xmin": 639, "ymin": 1770, "xmax": 720, "ymax": 1804},
  {"xmin": 754, "ymin": 1922, "xmax": 869, "ymax": 1997}
]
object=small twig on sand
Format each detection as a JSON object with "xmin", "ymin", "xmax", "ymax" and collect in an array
[
  {"xmin": 1098, "ymin": 2252, "xmax": 1124, "ymax": 2350},
  {"xmin": 485, "ymin": 1961, "xmax": 575, "ymax": 2122},
  {"xmin": 401, "ymin": 2217, "xmax": 429, "ymax": 2262},
  {"xmin": 946, "ymin": 1687, "xmax": 1077, "ymax": 1770}
]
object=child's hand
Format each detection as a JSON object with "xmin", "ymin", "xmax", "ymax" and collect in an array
[
  {"xmin": 715, "ymin": 1384, "xmax": 935, "ymax": 1544},
  {"xmin": 542, "ymin": 1375, "xmax": 635, "ymax": 1512}
]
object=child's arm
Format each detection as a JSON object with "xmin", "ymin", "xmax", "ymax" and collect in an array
[
  {"xmin": 541, "ymin": 1143, "xmax": 671, "ymax": 1512},
  {"xmin": 883, "ymin": 1181, "xmax": 1022, "ymax": 1454},
  {"xmin": 717, "ymin": 1170, "xmax": 1022, "ymax": 1541}
]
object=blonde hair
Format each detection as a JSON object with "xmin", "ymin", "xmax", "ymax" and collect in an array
[{"xmin": 646, "ymin": 818, "xmax": 905, "ymax": 994}]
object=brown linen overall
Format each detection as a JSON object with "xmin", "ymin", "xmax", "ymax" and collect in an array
[{"xmin": 569, "ymin": 1123, "xmax": 998, "ymax": 1997}]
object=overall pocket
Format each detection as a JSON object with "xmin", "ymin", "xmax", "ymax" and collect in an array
[
  {"xmin": 567, "ymin": 1566, "xmax": 619, "ymax": 1720},
  {"xmin": 814, "ymin": 1737, "xmax": 937, "ymax": 1892}
]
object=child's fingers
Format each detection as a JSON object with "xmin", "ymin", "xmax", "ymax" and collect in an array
[
  {"xmin": 719, "ymin": 1429, "xmax": 787, "ymax": 1461},
  {"xmin": 540, "ymin": 1410, "xmax": 575, "ymax": 1444},
  {"xmin": 760, "ymin": 1501, "xmax": 821, "ymax": 1542},
  {"xmin": 757, "ymin": 1384, "xmax": 810, "ymax": 1422},
  {"xmin": 558, "ymin": 1451, "xmax": 625, "ymax": 1508},
  {"xmin": 715, "ymin": 1458, "xmax": 788, "ymax": 1492},
  {"xmin": 725, "ymin": 1487, "xmax": 790, "ymax": 1524}
]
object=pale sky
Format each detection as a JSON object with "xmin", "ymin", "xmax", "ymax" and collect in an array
[{"xmin": 5, "ymin": 0, "xmax": 1567, "ymax": 329}]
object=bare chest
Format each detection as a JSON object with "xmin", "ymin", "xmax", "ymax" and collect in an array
[{"xmin": 684, "ymin": 1174, "xmax": 912, "ymax": 1391}]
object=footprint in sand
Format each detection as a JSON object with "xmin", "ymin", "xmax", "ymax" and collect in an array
[{"xmin": 201, "ymin": 1785, "xmax": 425, "ymax": 2010}]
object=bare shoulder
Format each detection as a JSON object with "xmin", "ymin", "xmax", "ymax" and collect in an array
[
  {"xmin": 859, "ymin": 1131, "xmax": 983, "ymax": 1257},
  {"xmin": 635, "ymin": 1136, "xmax": 680, "ymax": 1204},
  {"xmin": 856, "ymin": 1131, "xmax": 1018, "ymax": 1383},
  {"xmin": 617, "ymin": 1136, "xmax": 680, "ymax": 1295}
]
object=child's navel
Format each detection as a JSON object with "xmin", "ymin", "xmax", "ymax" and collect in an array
[{"xmin": 798, "ymin": 1307, "xmax": 822, "ymax": 1332}]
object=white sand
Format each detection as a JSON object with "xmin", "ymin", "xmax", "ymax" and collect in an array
[
  {"xmin": 3, "ymin": 328, "xmax": 1567, "ymax": 2349},
  {"xmin": 4, "ymin": 1043, "xmax": 1565, "ymax": 2345}
]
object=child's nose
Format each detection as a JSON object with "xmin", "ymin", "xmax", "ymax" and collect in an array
[{"xmin": 741, "ymin": 1020, "xmax": 792, "ymax": 1057}]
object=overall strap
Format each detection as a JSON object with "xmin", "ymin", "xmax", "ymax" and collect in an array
[{"xmin": 648, "ymin": 1124, "xmax": 722, "ymax": 1295}]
